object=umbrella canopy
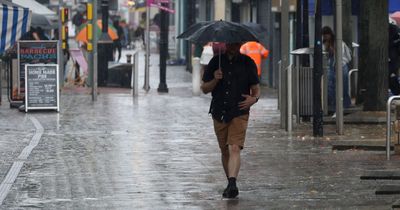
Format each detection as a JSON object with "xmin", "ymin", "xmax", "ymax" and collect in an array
[
  {"xmin": 75, "ymin": 20, "xmax": 118, "ymax": 43},
  {"xmin": 390, "ymin": 0, "xmax": 400, "ymax": 13},
  {"xmin": 176, "ymin": 21, "xmax": 211, "ymax": 39},
  {"xmin": 242, "ymin": 22, "xmax": 266, "ymax": 40},
  {"xmin": 31, "ymin": 13, "xmax": 56, "ymax": 30},
  {"xmin": 178, "ymin": 20, "xmax": 258, "ymax": 43},
  {"xmin": 391, "ymin": 11, "xmax": 400, "ymax": 26}
]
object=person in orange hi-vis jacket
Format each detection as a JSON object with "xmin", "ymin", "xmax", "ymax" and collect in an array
[{"xmin": 240, "ymin": 41, "xmax": 269, "ymax": 77}]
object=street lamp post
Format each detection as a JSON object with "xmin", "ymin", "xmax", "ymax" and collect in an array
[
  {"xmin": 335, "ymin": 0, "xmax": 344, "ymax": 135},
  {"xmin": 281, "ymin": 0, "xmax": 289, "ymax": 130},
  {"xmin": 157, "ymin": 2, "xmax": 169, "ymax": 93},
  {"xmin": 87, "ymin": 0, "xmax": 98, "ymax": 101},
  {"xmin": 185, "ymin": 1, "xmax": 195, "ymax": 73},
  {"xmin": 144, "ymin": 4, "xmax": 150, "ymax": 91},
  {"xmin": 98, "ymin": 0, "xmax": 113, "ymax": 87},
  {"xmin": 93, "ymin": 0, "xmax": 98, "ymax": 101},
  {"xmin": 58, "ymin": 0, "xmax": 64, "ymax": 88},
  {"xmin": 313, "ymin": 0, "xmax": 323, "ymax": 137}
]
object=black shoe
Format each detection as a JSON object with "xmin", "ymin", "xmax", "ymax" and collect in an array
[
  {"xmin": 226, "ymin": 185, "xmax": 239, "ymax": 198},
  {"xmin": 222, "ymin": 186, "xmax": 229, "ymax": 198}
]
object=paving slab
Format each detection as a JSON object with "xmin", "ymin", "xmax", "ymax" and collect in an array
[
  {"xmin": 375, "ymin": 185, "xmax": 400, "ymax": 195},
  {"xmin": 0, "ymin": 51, "xmax": 400, "ymax": 209},
  {"xmin": 361, "ymin": 171, "xmax": 400, "ymax": 180}
]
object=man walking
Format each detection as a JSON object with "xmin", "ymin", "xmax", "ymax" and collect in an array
[{"xmin": 201, "ymin": 43, "xmax": 260, "ymax": 198}]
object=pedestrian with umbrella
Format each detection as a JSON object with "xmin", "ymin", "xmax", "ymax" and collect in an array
[
  {"xmin": 75, "ymin": 19, "xmax": 119, "ymax": 44},
  {"xmin": 178, "ymin": 20, "xmax": 260, "ymax": 199}
]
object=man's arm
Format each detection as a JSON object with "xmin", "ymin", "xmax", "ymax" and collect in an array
[
  {"xmin": 201, "ymin": 69, "xmax": 223, "ymax": 94},
  {"xmin": 250, "ymin": 84, "xmax": 261, "ymax": 98},
  {"xmin": 238, "ymin": 84, "xmax": 260, "ymax": 110},
  {"xmin": 201, "ymin": 79, "xmax": 218, "ymax": 94}
]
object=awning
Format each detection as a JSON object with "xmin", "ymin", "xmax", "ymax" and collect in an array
[
  {"xmin": 308, "ymin": 0, "xmax": 400, "ymax": 16},
  {"xmin": 11, "ymin": 0, "xmax": 56, "ymax": 19},
  {"xmin": 11, "ymin": 0, "xmax": 57, "ymax": 29},
  {"xmin": 390, "ymin": 0, "xmax": 400, "ymax": 13},
  {"xmin": 0, "ymin": 2, "xmax": 31, "ymax": 53}
]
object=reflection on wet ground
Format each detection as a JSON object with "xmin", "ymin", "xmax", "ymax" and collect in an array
[{"xmin": 1, "ymin": 62, "xmax": 400, "ymax": 209}]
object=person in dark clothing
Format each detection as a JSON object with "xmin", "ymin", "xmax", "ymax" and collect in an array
[
  {"xmin": 35, "ymin": 27, "xmax": 49, "ymax": 40},
  {"xmin": 20, "ymin": 27, "xmax": 40, "ymax": 40},
  {"xmin": 134, "ymin": 26, "xmax": 145, "ymax": 43},
  {"xmin": 201, "ymin": 43, "xmax": 260, "ymax": 199},
  {"xmin": 53, "ymin": 30, "xmax": 70, "ymax": 81},
  {"xmin": 152, "ymin": 13, "xmax": 161, "ymax": 28},
  {"xmin": 20, "ymin": 27, "xmax": 34, "ymax": 40},
  {"xmin": 113, "ymin": 20, "xmax": 124, "ymax": 62},
  {"xmin": 72, "ymin": 11, "xmax": 84, "ymax": 27},
  {"xmin": 389, "ymin": 22, "xmax": 400, "ymax": 95}
]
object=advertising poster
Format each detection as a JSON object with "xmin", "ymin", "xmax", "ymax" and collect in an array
[
  {"xmin": 25, "ymin": 64, "xmax": 59, "ymax": 112},
  {"xmin": 14, "ymin": 41, "xmax": 58, "ymax": 101}
]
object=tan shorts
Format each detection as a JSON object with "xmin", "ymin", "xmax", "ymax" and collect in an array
[{"xmin": 213, "ymin": 114, "xmax": 249, "ymax": 149}]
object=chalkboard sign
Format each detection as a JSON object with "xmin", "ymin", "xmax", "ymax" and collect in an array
[
  {"xmin": 25, "ymin": 64, "xmax": 59, "ymax": 112},
  {"xmin": 16, "ymin": 41, "xmax": 58, "ymax": 102}
]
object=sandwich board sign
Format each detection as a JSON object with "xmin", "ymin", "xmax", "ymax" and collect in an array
[
  {"xmin": 25, "ymin": 64, "xmax": 59, "ymax": 112},
  {"xmin": 15, "ymin": 41, "xmax": 58, "ymax": 102}
]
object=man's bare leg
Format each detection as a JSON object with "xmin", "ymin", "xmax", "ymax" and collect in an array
[
  {"xmin": 228, "ymin": 144, "xmax": 241, "ymax": 178},
  {"xmin": 221, "ymin": 146, "xmax": 229, "ymax": 178},
  {"xmin": 223, "ymin": 144, "xmax": 241, "ymax": 198}
]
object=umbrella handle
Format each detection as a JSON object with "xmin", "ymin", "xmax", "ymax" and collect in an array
[{"xmin": 218, "ymin": 47, "xmax": 221, "ymax": 70}]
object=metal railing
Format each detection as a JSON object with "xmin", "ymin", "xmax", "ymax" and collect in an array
[
  {"xmin": 278, "ymin": 60, "xmax": 282, "ymax": 110},
  {"xmin": 348, "ymin": 69, "xmax": 358, "ymax": 98},
  {"xmin": 298, "ymin": 66, "xmax": 314, "ymax": 118},
  {"xmin": 386, "ymin": 96, "xmax": 400, "ymax": 160},
  {"xmin": 287, "ymin": 64, "xmax": 293, "ymax": 133}
]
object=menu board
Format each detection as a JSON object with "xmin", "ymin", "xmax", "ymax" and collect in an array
[
  {"xmin": 17, "ymin": 41, "xmax": 58, "ymax": 101},
  {"xmin": 25, "ymin": 64, "xmax": 59, "ymax": 112}
]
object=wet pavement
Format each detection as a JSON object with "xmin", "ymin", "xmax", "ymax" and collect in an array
[{"xmin": 1, "ymin": 51, "xmax": 400, "ymax": 209}]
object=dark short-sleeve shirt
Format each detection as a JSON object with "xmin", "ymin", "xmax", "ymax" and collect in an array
[{"xmin": 202, "ymin": 53, "xmax": 259, "ymax": 123}]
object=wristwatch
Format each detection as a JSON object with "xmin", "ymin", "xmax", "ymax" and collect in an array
[{"xmin": 254, "ymin": 96, "xmax": 259, "ymax": 102}]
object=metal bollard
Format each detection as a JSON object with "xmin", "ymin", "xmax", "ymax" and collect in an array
[
  {"xmin": 0, "ymin": 60, "xmax": 2, "ymax": 104},
  {"xmin": 295, "ymin": 57, "xmax": 300, "ymax": 124},
  {"xmin": 126, "ymin": 54, "xmax": 132, "ymax": 64},
  {"xmin": 132, "ymin": 51, "xmax": 139, "ymax": 96},
  {"xmin": 192, "ymin": 57, "xmax": 201, "ymax": 96},
  {"xmin": 386, "ymin": 96, "xmax": 400, "ymax": 160},
  {"xmin": 287, "ymin": 64, "xmax": 293, "ymax": 133}
]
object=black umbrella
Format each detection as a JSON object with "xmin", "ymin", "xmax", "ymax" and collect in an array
[
  {"xmin": 242, "ymin": 22, "xmax": 266, "ymax": 40},
  {"xmin": 178, "ymin": 20, "xmax": 258, "ymax": 43},
  {"xmin": 176, "ymin": 21, "xmax": 212, "ymax": 39},
  {"xmin": 178, "ymin": 20, "xmax": 259, "ymax": 68}
]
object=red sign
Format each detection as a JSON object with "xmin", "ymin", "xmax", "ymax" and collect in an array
[
  {"xmin": 147, "ymin": 0, "xmax": 174, "ymax": 13},
  {"xmin": 147, "ymin": 0, "xmax": 169, "ymax": 5},
  {"xmin": 150, "ymin": 3, "xmax": 175, "ymax": 13}
]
